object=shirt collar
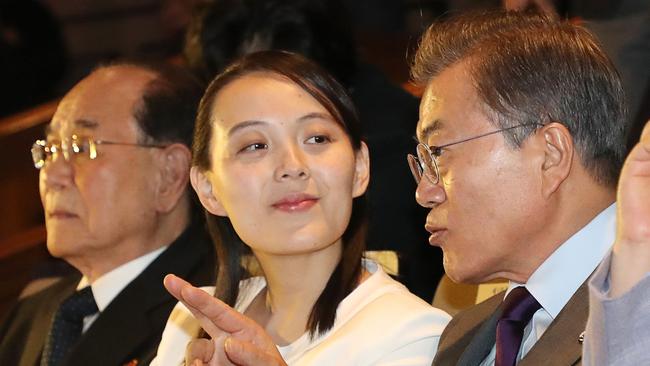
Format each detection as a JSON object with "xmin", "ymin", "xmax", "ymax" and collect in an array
[
  {"xmin": 508, "ymin": 203, "xmax": 616, "ymax": 318},
  {"xmin": 77, "ymin": 246, "xmax": 167, "ymax": 311}
]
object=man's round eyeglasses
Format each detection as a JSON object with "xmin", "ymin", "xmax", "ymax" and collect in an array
[
  {"xmin": 407, "ymin": 124, "xmax": 540, "ymax": 185},
  {"xmin": 31, "ymin": 135, "xmax": 167, "ymax": 169}
]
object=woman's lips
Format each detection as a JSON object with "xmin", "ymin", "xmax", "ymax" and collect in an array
[{"xmin": 271, "ymin": 194, "xmax": 318, "ymax": 212}]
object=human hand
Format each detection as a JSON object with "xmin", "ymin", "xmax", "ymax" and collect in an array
[
  {"xmin": 163, "ymin": 274, "xmax": 288, "ymax": 366},
  {"xmin": 611, "ymin": 120, "xmax": 650, "ymax": 297},
  {"xmin": 616, "ymin": 121, "xmax": 650, "ymax": 246}
]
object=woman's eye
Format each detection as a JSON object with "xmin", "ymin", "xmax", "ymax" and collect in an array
[
  {"xmin": 305, "ymin": 135, "xmax": 331, "ymax": 144},
  {"xmin": 240, "ymin": 142, "xmax": 268, "ymax": 153}
]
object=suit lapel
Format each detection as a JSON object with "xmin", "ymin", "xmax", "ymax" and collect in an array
[
  {"xmin": 434, "ymin": 279, "xmax": 589, "ymax": 366},
  {"xmin": 433, "ymin": 291, "xmax": 504, "ymax": 366},
  {"xmin": 21, "ymin": 276, "xmax": 78, "ymax": 366},
  {"xmin": 63, "ymin": 223, "xmax": 215, "ymax": 365},
  {"xmin": 457, "ymin": 307, "xmax": 500, "ymax": 366},
  {"xmin": 519, "ymin": 281, "xmax": 589, "ymax": 366},
  {"xmin": 69, "ymin": 295, "xmax": 156, "ymax": 365}
]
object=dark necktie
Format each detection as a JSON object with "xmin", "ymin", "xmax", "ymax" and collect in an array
[
  {"xmin": 41, "ymin": 286, "xmax": 98, "ymax": 366},
  {"xmin": 495, "ymin": 286, "xmax": 541, "ymax": 366}
]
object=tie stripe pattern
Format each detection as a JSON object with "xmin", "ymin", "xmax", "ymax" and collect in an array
[
  {"xmin": 495, "ymin": 286, "xmax": 541, "ymax": 366},
  {"xmin": 41, "ymin": 286, "xmax": 98, "ymax": 366}
]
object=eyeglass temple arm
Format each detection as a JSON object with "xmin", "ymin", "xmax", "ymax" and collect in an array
[{"xmin": 431, "ymin": 123, "xmax": 542, "ymax": 153}]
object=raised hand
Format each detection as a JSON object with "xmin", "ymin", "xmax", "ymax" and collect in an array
[
  {"xmin": 163, "ymin": 274, "xmax": 288, "ymax": 366},
  {"xmin": 611, "ymin": 121, "xmax": 650, "ymax": 297}
]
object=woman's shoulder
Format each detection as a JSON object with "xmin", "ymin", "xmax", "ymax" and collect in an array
[
  {"xmin": 297, "ymin": 262, "xmax": 450, "ymax": 365},
  {"xmin": 235, "ymin": 276, "xmax": 266, "ymax": 311},
  {"xmin": 338, "ymin": 260, "xmax": 451, "ymax": 333}
]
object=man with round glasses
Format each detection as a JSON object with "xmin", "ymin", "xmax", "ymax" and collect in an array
[
  {"xmin": 0, "ymin": 63, "xmax": 216, "ymax": 365},
  {"xmin": 409, "ymin": 10, "xmax": 629, "ymax": 366}
]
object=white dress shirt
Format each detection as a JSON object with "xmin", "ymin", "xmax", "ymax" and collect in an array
[
  {"xmin": 480, "ymin": 204, "xmax": 616, "ymax": 365},
  {"xmin": 76, "ymin": 246, "xmax": 167, "ymax": 332}
]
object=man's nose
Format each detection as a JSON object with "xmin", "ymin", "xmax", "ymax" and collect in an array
[
  {"xmin": 40, "ymin": 152, "xmax": 74, "ymax": 190},
  {"xmin": 415, "ymin": 177, "xmax": 446, "ymax": 208}
]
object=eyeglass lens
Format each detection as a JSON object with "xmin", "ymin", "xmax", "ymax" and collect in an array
[
  {"xmin": 407, "ymin": 154, "xmax": 423, "ymax": 183},
  {"xmin": 416, "ymin": 144, "xmax": 438, "ymax": 184},
  {"xmin": 31, "ymin": 136, "xmax": 96, "ymax": 169}
]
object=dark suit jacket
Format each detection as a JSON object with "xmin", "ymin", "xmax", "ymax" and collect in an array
[
  {"xmin": 433, "ymin": 282, "xmax": 589, "ymax": 366},
  {"xmin": 0, "ymin": 222, "xmax": 216, "ymax": 366}
]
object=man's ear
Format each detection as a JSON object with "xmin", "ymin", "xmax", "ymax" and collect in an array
[
  {"xmin": 189, "ymin": 166, "xmax": 227, "ymax": 216},
  {"xmin": 155, "ymin": 143, "xmax": 191, "ymax": 213},
  {"xmin": 352, "ymin": 141, "xmax": 370, "ymax": 198},
  {"xmin": 538, "ymin": 122, "xmax": 574, "ymax": 197}
]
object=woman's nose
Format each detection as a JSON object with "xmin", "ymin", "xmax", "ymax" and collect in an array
[{"xmin": 274, "ymin": 145, "xmax": 310, "ymax": 181}]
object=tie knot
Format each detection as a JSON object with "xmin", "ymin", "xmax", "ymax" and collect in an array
[
  {"xmin": 58, "ymin": 286, "xmax": 98, "ymax": 323},
  {"xmin": 500, "ymin": 286, "xmax": 541, "ymax": 324}
]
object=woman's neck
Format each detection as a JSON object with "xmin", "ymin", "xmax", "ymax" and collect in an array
[{"xmin": 247, "ymin": 241, "xmax": 343, "ymax": 345}]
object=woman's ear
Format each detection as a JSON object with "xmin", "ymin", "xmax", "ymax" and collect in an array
[
  {"xmin": 352, "ymin": 141, "xmax": 371, "ymax": 197},
  {"xmin": 190, "ymin": 166, "xmax": 228, "ymax": 216}
]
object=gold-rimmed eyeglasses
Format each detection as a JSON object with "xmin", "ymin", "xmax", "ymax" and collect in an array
[
  {"xmin": 31, "ymin": 134, "xmax": 167, "ymax": 169},
  {"xmin": 407, "ymin": 124, "xmax": 540, "ymax": 185}
]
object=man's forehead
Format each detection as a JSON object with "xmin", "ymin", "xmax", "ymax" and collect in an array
[
  {"xmin": 416, "ymin": 83, "xmax": 443, "ymax": 142},
  {"xmin": 70, "ymin": 66, "xmax": 154, "ymax": 107},
  {"xmin": 47, "ymin": 68, "xmax": 151, "ymax": 137}
]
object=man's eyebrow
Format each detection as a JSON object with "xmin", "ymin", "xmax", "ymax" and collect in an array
[
  {"xmin": 417, "ymin": 119, "xmax": 443, "ymax": 142},
  {"xmin": 44, "ymin": 119, "xmax": 98, "ymax": 137},
  {"xmin": 74, "ymin": 119, "xmax": 99, "ymax": 129}
]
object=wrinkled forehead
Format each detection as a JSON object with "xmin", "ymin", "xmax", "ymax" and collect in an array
[
  {"xmin": 415, "ymin": 62, "xmax": 488, "ymax": 144},
  {"xmin": 48, "ymin": 67, "xmax": 153, "ymax": 138},
  {"xmin": 416, "ymin": 81, "xmax": 444, "ymax": 143}
]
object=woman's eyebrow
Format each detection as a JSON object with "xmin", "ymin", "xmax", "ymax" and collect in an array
[
  {"xmin": 227, "ymin": 112, "xmax": 335, "ymax": 137},
  {"xmin": 297, "ymin": 112, "xmax": 333, "ymax": 123},
  {"xmin": 227, "ymin": 120, "xmax": 268, "ymax": 137}
]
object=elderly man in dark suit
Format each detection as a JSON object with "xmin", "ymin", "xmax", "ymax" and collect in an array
[
  {"xmin": 0, "ymin": 63, "xmax": 216, "ymax": 366},
  {"xmin": 408, "ymin": 10, "xmax": 628, "ymax": 365}
]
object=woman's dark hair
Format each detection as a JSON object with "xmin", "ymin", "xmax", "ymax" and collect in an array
[
  {"xmin": 192, "ymin": 50, "xmax": 367, "ymax": 337},
  {"xmin": 184, "ymin": 0, "xmax": 357, "ymax": 87}
]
